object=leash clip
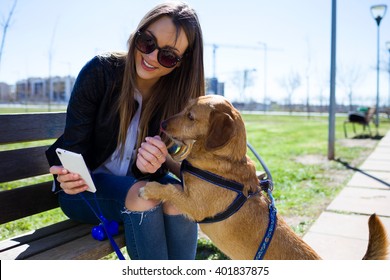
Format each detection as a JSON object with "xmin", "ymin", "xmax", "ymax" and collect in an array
[{"xmin": 260, "ymin": 179, "xmax": 274, "ymax": 192}]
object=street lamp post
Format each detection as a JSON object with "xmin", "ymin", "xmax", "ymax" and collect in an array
[
  {"xmin": 328, "ymin": 0, "xmax": 337, "ymax": 160},
  {"xmin": 386, "ymin": 41, "xmax": 390, "ymax": 107},
  {"xmin": 370, "ymin": 4, "xmax": 387, "ymax": 132}
]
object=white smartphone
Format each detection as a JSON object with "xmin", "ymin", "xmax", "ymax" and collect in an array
[{"xmin": 55, "ymin": 148, "xmax": 97, "ymax": 193}]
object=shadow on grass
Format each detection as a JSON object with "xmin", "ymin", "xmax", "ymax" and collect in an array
[
  {"xmin": 196, "ymin": 238, "xmax": 229, "ymax": 260},
  {"xmin": 350, "ymin": 134, "xmax": 383, "ymax": 140}
]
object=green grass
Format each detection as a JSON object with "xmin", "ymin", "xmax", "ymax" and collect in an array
[
  {"xmin": 0, "ymin": 105, "xmax": 66, "ymax": 114},
  {"xmin": 1, "ymin": 107, "xmax": 389, "ymax": 259}
]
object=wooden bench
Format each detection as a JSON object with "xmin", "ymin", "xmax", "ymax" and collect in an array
[
  {"xmin": 0, "ymin": 112, "xmax": 125, "ymax": 259},
  {"xmin": 343, "ymin": 107, "xmax": 376, "ymax": 138}
]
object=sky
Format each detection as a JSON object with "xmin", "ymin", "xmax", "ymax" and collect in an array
[{"xmin": 0, "ymin": 0, "xmax": 390, "ymax": 106}]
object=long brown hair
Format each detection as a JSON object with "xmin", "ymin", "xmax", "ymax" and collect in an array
[{"xmin": 115, "ymin": 1, "xmax": 205, "ymax": 155}]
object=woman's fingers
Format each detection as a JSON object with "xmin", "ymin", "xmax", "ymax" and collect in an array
[
  {"xmin": 50, "ymin": 165, "xmax": 88, "ymax": 194},
  {"xmin": 49, "ymin": 165, "xmax": 67, "ymax": 175},
  {"xmin": 59, "ymin": 180, "xmax": 89, "ymax": 194},
  {"xmin": 146, "ymin": 136, "xmax": 168, "ymax": 156},
  {"xmin": 136, "ymin": 135, "xmax": 168, "ymax": 174}
]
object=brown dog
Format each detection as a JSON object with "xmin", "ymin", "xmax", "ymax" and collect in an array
[{"xmin": 140, "ymin": 95, "xmax": 389, "ymax": 260}]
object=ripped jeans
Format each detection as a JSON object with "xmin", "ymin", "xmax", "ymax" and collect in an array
[{"xmin": 57, "ymin": 173, "xmax": 198, "ymax": 260}]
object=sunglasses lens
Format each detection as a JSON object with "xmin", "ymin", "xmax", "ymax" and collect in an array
[
  {"xmin": 135, "ymin": 31, "xmax": 181, "ymax": 68},
  {"xmin": 136, "ymin": 32, "xmax": 156, "ymax": 54},
  {"xmin": 158, "ymin": 49, "xmax": 179, "ymax": 68}
]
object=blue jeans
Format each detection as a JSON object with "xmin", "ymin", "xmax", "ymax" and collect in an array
[{"xmin": 57, "ymin": 173, "xmax": 198, "ymax": 260}]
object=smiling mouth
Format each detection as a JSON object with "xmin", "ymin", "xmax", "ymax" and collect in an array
[{"xmin": 142, "ymin": 57, "xmax": 157, "ymax": 70}]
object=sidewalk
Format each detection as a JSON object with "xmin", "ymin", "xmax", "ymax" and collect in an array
[{"xmin": 303, "ymin": 131, "xmax": 390, "ymax": 260}]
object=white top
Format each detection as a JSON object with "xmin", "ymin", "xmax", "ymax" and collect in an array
[{"xmin": 94, "ymin": 90, "xmax": 143, "ymax": 176}]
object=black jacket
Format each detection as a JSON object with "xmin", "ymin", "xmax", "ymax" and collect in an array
[{"xmin": 46, "ymin": 54, "xmax": 165, "ymax": 181}]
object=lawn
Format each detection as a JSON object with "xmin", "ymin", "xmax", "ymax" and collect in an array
[
  {"xmin": 244, "ymin": 113, "xmax": 389, "ymax": 233},
  {"xmin": 1, "ymin": 107, "xmax": 389, "ymax": 260}
]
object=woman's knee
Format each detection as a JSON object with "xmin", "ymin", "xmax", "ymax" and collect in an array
[
  {"xmin": 125, "ymin": 181, "xmax": 160, "ymax": 211},
  {"xmin": 162, "ymin": 202, "xmax": 182, "ymax": 215}
]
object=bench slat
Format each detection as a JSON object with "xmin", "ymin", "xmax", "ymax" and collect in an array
[
  {"xmin": 0, "ymin": 146, "xmax": 52, "ymax": 183},
  {"xmin": 0, "ymin": 219, "xmax": 126, "ymax": 260},
  {"xmin": 0, "ymin": 181, "xmax": 58, "ymax": 224},
  {"xmin": 0, "ymin": 113, "xmax": 65, "ymax": 144},
  {"xmin": 0, "ymin": 221, "xmax": 92, "ymax": 259},
  {"xmin": 28, "ymin": 231, "xmax": 126, "ymax": 260},
  {"xmin": 0, "ymin": 219, "xmax": 79, "ymax": 252}
]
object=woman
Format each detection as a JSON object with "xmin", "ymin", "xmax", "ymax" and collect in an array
[{"xmin": 46, "ymin": 1, "xmax": 204, "ymax": 260}]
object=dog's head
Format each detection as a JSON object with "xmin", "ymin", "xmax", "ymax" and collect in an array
[{"xmin": 161, "ymin": 95, "xmax": 247, "ymax": 161}]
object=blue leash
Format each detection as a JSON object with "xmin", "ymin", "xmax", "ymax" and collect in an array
[
  {"xmin": 79, "ymin": 193, "xmax": 126, "ymax": 260},
  {"xmin": 254, "ymin": 188, "xmax": 277, "ymax": 260},
  {"xmin": 247, "ymin": 143, "xmax": 277, "ymax": 260}
]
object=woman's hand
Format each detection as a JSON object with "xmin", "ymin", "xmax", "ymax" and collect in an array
[
  {"xmin": 49, "ymin": 165, "xmax": 88, "ymax": 194},
  {"xmin": 136, "ymin": 135, "xmax": 168, "ymax": 174}
]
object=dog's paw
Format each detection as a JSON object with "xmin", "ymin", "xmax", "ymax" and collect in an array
[
  {"xmin": 138, "ymin": 182, "xmax": 163, "ymax": 200},
  {"xmin": 138, "ymin": 187, "xmax": 148, "ymax": 199}
]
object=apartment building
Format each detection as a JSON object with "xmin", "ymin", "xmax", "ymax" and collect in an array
[{"xmin": 15, "ymin": 76, "xmax": 75, "ymax": 103}]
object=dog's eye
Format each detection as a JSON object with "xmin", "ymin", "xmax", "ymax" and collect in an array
[{"xmin": 187, "ymin": 112, "xmax": 195, "ymax": 121}]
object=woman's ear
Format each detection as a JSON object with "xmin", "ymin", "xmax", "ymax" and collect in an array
[{"xmin": 205, "ymin": 111, "xmax": 235, "ymax": 151}]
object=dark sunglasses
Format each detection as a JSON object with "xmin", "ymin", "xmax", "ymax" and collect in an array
[{"xmin": 135, "ymin": 30, "xmax": 183, "ymax": 68}]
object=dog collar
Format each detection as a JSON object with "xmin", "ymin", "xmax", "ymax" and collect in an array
[{"xmin": 180, "ymin": 159, "xmax": 258, "ymax": 223}]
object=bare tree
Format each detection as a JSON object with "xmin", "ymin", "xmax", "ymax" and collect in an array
[
  {"xmin": 304, "ymin": 38, "xmax": 312, "ymax": 118},
  {"xmin": 48, "ymin": 20, "xmax": 59, "ymax": 111},
  {"xmin": 0, "ymin": 0, "xmax": 17, "ymax": 73},
  {"xmin": 317, "ymin": 72, "xmax": 329, "ymax": 114},
  {"xmin": 231, "ymin": 70, "xmax": 244, "ymax": 101},
  {"xmin": 231, "ymin": 68, "xmax": 256, "ymax": 102},
  {"xmin": 313, "ymin": 68, "xmax": 331, "ymax": 114},
  {"xmin": 279, "ymin": 70, "xmax": 301, "ymax": 113},
  {"xmin": 337, "ymin": 63, "xmax": 362, "ymax": 111}
]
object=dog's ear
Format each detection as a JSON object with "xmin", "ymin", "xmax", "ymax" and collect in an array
[{"xmin": 205, "ymin": 111, "xmax": 235, "ymax": 151}]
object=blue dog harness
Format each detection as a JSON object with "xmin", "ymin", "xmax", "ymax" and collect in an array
[{"xmin": 180, "ymin": 158, "xmax": 277, "ymax": 260}]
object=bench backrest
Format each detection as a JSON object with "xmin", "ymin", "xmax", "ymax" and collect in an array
[
  {"xmin": 0, "ymin": 112, "xmax": 66, "ymax": 225},
  {"xmin": 365, "ymin": 107, "xmax": 376, "ymax": 123}
]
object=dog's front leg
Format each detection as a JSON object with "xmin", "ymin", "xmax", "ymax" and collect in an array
[
  {"xmin": 139, "ymin": 182, "xmax": 199, "ymax": 220},
  {"xmin": 139, "ymin": 181, "xmax": 179, "ymax": 201}
]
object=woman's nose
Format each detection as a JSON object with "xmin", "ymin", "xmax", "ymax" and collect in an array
[{"xmin": 146, "ymin": 49, "xmax": 159, "ymax": 63}]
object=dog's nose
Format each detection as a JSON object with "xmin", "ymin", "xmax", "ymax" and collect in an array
[{"xmin": 161, "ymin": 120, "xmax": 167, "ymax": 131}]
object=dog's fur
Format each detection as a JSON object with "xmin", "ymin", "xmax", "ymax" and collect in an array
[{"xmin": 140, "ymin": 95, "xmax": 389, "ymax": 260}]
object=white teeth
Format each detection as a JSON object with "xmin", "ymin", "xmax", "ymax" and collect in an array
[{"xmin": 143, "ymin": 59, "xmax": 155, "ymax": 69}]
